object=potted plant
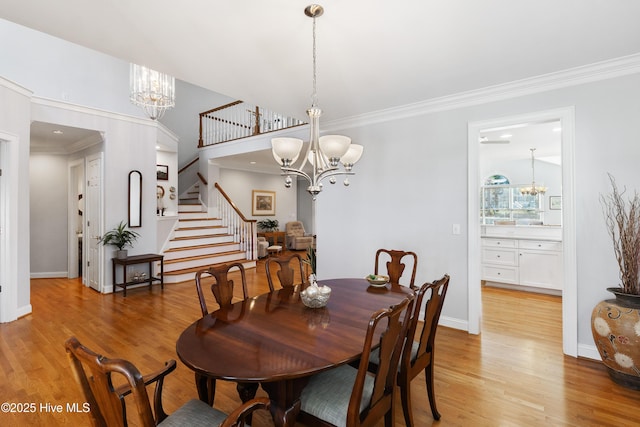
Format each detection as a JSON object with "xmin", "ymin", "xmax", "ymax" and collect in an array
[
  {"xmin": 257, "ymin": 219, "xmax": 279, "ymax": 232},
  {"xmin": 303, "ymin": 245, "xmax": 317, "ymax": 283},
  {"xmin": 99, "ymin": 221, "xmax": 140, "ymax": 259},
  {"xmin": 592, "ymin": 174, "xmax": 640, "ymax": 389}
]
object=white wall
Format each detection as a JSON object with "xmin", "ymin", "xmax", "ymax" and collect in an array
[
  {"xmin": 0, "ymin": 78, "xmax": 32, "ymax": 321},
  {"xmin": 316, "ymin": 72, "xmax": 640, "ymax": 356},
  {"xmin": 160, "ymin": 80, "xmax": 234, "ymax": 169},
  {"xmin": 29, "ymin": 153, "xmax": 68, "ymax": 276},
  {"xmin": 219, "ymin": 168, "xmax": 297, "ymax": 228},
  {"xmin": 0, "ymin": 18, "xmax": 226, "ymax": 173},
  {"xmin": 0, "ymin": 19, "xmax": 140, "ymax": 118}
]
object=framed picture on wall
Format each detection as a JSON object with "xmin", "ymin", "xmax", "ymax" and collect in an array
[
  {"xmin": 549, "ymin": 196, "xmax": 562, "ymax": 210},
  {"xmin": 156, "ymin": 164, "xmax": 169, "ymax": 180},
  {"xmin": 252, "ymin": 190, "xmax": 276, "ymax": 216}
]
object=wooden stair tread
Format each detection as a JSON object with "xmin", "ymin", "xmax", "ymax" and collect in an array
[
  {"xmin": 176, "ymin": 225, "xmax": 225, "ymax": 231},
  {"xmin": 165, "ymin": 242, "xmax": 231, "ymax": 253},
  {"xmin": 172, "ymin": 233, "xmax": 232, "ymax": 241},
  {"xmin": 164, "ymin": 250, "xmax": 244, "ymax": 265},
  {"xmin": 163, "ymin": 258, "xmax": 252, "ymax": 275}
]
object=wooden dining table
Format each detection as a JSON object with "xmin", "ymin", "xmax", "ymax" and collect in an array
[{"xmin": 176, "ymin": 277, "xmax": 413, "ymax": 427}]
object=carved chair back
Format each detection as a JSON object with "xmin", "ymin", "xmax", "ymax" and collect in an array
[
  {"xmin": 195, "ymin": 262, "xmax": 248, "ymax": 316},
  {"xmin": 374, "ymin": 248, "xmax": 418, "ymax": 288},
  {"xmin": 399, "ymin": 274, "xmax": 450, "ymax": 424},
  {"xmin": 266, "ymin": 253, "xmax": 307, "ymax": 291}
]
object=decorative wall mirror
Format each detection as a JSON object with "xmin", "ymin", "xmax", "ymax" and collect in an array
[{"xmin": 128, "ymin": 170, "xmax": 142, "ymax": 227}]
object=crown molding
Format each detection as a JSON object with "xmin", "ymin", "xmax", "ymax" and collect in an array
[
  {"xmin": 0, "ymin": 76, "xmax": 33, "ymax": 97},
  {"xmin": 31, "ymin": 97, "xmax": 156, "ymax": 127},
  {"xmin": 323, "ymin": 53, "xmax": 640, "ymax": 131}
]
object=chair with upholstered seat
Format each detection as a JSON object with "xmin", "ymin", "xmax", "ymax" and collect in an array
[
  {"xmin": 266, "ymin": 252, "xmax": 307, "ymax": 291},
  {"xmin": 285, "ymin": 221, "xmax": 315, "ymax": 250},
  {"xmin": 194, "ymin": 262, "xmax": 251, "ymax": 405},
  {"xmin": 195, "ymin": 262, "xmax": 248, "ymax": 315},
  {"xmin": 369, "ymin": 274, "xmax": 450, "ymax": 425},
  {"xmin": 257, "ymin": 236, "xmax": 269, "ymax": 258},
  {"xmin": 64, "ymin": 336, "xmax": 270, "ymax": 427},
  {"xmin": 298, "ymin": 294, "xmax": 415, "ymax": 427},
  {"xmin": 374, "ymin": 248, "xmax": 418, "ymax": 288}
]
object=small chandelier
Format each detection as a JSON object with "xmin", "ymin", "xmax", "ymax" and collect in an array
[
  {"xmin": 130, "ymin": 63, "xmax": 175, "ymax": 120},
  {"xmin": 520, "ymin": 148, "xmax": 547, "ymax": 196},
  {"xmin": 271, "ymin": 4, "xmax": 363, "ymax": 199}
]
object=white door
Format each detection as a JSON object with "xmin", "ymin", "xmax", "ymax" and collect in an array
[
  {"xmin": 0, "ymin": 140, "xmax": 4, "ymax": 319},
  {"xmin": 86, "ymin": 154, "xmax": 102, "ymax": 292}
]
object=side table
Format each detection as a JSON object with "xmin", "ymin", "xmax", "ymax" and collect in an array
[
  {"xmin": 112, "ymin": 253, "xmax": 164, "ymax": 297},
  {"xmin": 258, "ymin": 231, "xmax": 286, "ymax": 246}
]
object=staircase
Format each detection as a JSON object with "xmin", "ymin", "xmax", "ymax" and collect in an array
[{"xmin": 162, "ymin": 202, "xmax": 256, "ymax": 284}]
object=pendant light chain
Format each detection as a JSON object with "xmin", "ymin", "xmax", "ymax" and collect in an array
[{"xmin": 311, "ymin": 14, "xmax": 318, "ymax": 108}]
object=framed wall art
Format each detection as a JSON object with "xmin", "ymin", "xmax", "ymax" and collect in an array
[
  {"xmin": 549, "ymin": 196, "xmax": 562, "ymax": 210},
  {"xmin": 156, "ymin": 164, "xmax": 169, "ymax": 180},
  {"xmin": 252, "ymin": 190, "xmax": 275, "ymax": 216}
]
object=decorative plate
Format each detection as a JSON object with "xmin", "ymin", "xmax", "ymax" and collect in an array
[{"xmin": 365, "ymin": 274, "xmax": 389, "ymax": 286}]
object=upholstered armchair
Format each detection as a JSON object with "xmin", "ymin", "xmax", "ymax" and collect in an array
[
  {"xmin": 285, "ymin": 221, "xmax": 314, "ymax": 250},
  {"xmin": 257, "ymin": 236, "xmax": 269, "ymax": 258}
]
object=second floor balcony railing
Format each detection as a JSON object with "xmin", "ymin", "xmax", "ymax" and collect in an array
[{"xmin": 199, "ymin": 100, "xmax": 306, "ymax": 148}]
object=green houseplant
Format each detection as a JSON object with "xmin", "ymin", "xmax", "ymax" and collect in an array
[
  {"xmin": 592, "ymin": 174, "xmax": 640, "ymax": 389},
  {"xmin": 303, "ymin": 245, "xmax": 317, "ymax": 282},
  {"xmin": 99, "ymin": 221, "xmax": 140, "ymax": 259},
  {"xmin": 257, "ymin": 219, "xmax": 279, "ymax": 232}
]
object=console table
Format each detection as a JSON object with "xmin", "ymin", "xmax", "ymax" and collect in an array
[
  {"xmin": 258, "ymin": 231, "xmax": 286, "ymax": 246},
  {"xmin": 112, "ymin": 253, "xmax": 164, "ymax": 297}
]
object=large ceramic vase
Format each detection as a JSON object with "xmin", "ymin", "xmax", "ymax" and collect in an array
[{"xmin": 591, "ymin": 287, "xmax": 640, "ymax": 390}]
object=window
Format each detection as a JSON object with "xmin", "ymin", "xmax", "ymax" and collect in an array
[{"xmin": 481, "ymin": 185, "xmax": 544, "ymax": 225}]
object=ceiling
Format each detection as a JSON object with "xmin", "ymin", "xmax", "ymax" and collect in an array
[
  {"xmin": 4, "ymin": 1, "xmax": 640, "ymax": 165},
  {"xmin": 30, "ymin": 122, "xmax": 102, "ymax": 154},
  {"xmin": 479, "ymin": 120, "xmax": 561, "ymax": 165}
]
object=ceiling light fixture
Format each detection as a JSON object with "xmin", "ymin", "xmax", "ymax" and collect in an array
[
  {"xmin": 520, "ymin": 148, "xmax": 547, "ymax": 196},
  {"xmin": 271, "ymin": 4, "xmax": 363, "ymax": 199},
  {"xmin": 130, "ymin": 64, "xmax": 175, "ymax": 120}
]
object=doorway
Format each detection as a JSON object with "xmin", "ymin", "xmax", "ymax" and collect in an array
[
  {"xmin": 68, "ymin": 160, "xmax": 84, "ymax": 280},
  {"xmin": 29, "ymin": 121, "xmax": 103, "ymax": 289},
  {"xmin": 86, "ymin": 153, "xmax": 103, "ymax": 292},
  {"xmin": 467, "ymin": 107, "xmax": 577, "ymax": 356},
  {"xmin": 0, "ymin": 139, "xmax": 6, "ymax": 321}
]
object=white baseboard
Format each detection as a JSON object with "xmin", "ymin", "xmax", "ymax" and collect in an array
[
  {"xmin": 437, "ymin": 316, "xmax": 602, "ymax": 360},
  {"xmin": 578, "ymin": 343, "xmax": 601, "ymax": 361},
  {"xmin": 439, "ymin": 315, "xmax": 469, "ymax": 332},
  {"xmin": 16, "ymin": 304, "xmax": 32, "ymax": 318},
  {"xmin": 30, "ymin": 271, "xmax": 68, "ymax": 279}
]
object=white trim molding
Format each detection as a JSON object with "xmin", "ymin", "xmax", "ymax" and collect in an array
[
  {"xmin": 468, "ymin": 107, "xmax": 577, "ymax": 356},
  {"xmin": 325, "ymin": 53, "xmax": 640, "ymax": 131}
]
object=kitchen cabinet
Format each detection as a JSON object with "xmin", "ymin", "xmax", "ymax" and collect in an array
[{"xmin": 481, "ymin": 237, "xmax": 562, "ymax": 291}]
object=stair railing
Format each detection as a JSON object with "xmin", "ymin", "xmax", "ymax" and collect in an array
[
  {"xmin": 199, "ymin": 101, "xmax": 306, "ymax": 148},
  {"xmin": 213, "ymin": 182, "xmax": 257, "ymax": 260}
]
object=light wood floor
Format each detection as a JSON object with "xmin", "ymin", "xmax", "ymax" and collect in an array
[{"xmin": 1, "ymin": 259, "xmax": 639, "ymax": 426}]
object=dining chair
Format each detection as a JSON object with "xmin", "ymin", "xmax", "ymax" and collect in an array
[
  {"xmin": 374, "ymin": 248, "xmax": 418, "ymax": 288},
  {"xmin": 195, "ymin": 261, "xmax": 249, "ymax": 315},
  {"xmin": 369, "ymin": 274, "xmax": 450, "ymax": 425},
  {"xmin": 64, "ymin": 336, "xmax": 270, "ymax": 427},
  {"xmin": 298, "ymin": 294, "xmax": 415, "ymax": 427},
  {"xmin": 194, "ymin": 262, "xmax": 252, "ymax": 406},
  {"xmin": 266, "ymin": 252, "xmax": 307, "ymax": 291}
]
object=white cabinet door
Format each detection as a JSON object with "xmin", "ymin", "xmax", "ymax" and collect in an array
[{"xmin": 519, "ymin": 249, "xmax": 563, "ymax": 290}]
